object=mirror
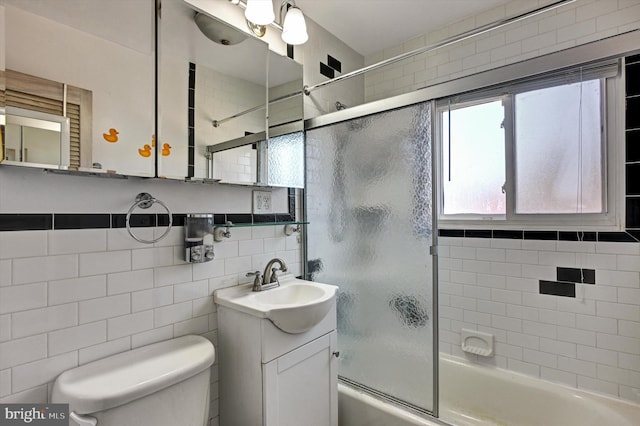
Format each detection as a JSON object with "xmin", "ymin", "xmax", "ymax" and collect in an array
[
  {"xmin": 4, "ymin": 106, "xmax": 70, "ymax": 167},
  {"xmin": 157, "ymin": 0, "xmax": 304, "ymax": 187},
  {"xmin": 1, "ymin": 0, "xmax": 155, "ymax": 176}
]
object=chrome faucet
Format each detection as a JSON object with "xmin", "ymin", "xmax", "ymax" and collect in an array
[
  {"xmin": 263, "ymin": 258, "xmax": 288, "ymax": 284},
  {"xmin": 247, "ymin": 258, "xmax": 288, "ymax": 292}
]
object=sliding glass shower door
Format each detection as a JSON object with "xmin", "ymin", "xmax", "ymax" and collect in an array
[{"xmin": 305, "ymin": 102, "xmax": 436, "ymax": 413}]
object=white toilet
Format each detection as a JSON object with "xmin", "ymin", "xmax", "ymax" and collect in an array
[{"xmin": 51, "ymin": 335, "xmax": 215, "ymax": 426}]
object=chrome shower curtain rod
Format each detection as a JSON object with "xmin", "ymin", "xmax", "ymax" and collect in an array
[
  {"xmin": 211, "ymin": 0, "xmax": 575, "ymax": 127},
  {"xmin": 211, "ymin": 90, "xmax": 302, "ymax": 127},
  {"xmin": 302, "ymin": 0, "xmax": 576, "ymax": 95}
]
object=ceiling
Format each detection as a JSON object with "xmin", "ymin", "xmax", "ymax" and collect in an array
[{"xmin": 295, "ymin": 0, "xmax": 513, "ymax": 56}]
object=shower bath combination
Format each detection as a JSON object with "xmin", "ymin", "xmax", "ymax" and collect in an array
[{"xmin": 306, "ymin": 101, "xmax": 437, "ymax": 414}]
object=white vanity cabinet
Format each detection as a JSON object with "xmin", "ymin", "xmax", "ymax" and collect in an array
[{"xmin": 217, "ymin": 302, "xmax": 338, "ymax": 426}]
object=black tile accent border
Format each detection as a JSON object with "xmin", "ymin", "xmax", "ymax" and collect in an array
[
  {"xmin": 225, "ymin": 214, "xmax": 252, "ymax": 224},
  {"xmin": 493, "ymin": 230, "xmax": 524, "ymax": 239},
  {"xmin": 597, "ymin": 232, "xmax": 637, "ymax": 242},
  {"xmin": 275, "ymin": 213, "xmax": 295, "ymax": 223},
  {"xmin": 558, "ymin": 231, "xmax": 597, "ymax": 241},
  {"xmin": 626, "ymin": 164, "xmax": 640, "ymax": 195},
  {"xmin": 557, "ymin": 267, "xmax": 582, "ymax": 283},
  {"xmin": 214, "ymin": 214, "xmax": 226, "ymax": 225},
  {"xmin": 55, "ymin": 214, "xmax": 110, "ymax": 230},
  {"xmin": 187, "ymin": 62, "xmax": 196, "ymax": 179},
  {"xmin": 112, "ymin": 214, "xmax": 156, "ymax": 228},
  {"xmin": 465, "ymin": 229, "xmax": 492, "ymax": 238},
  {"xmin": 157, "ymin": 214, "xmax": 187, "ymax": 227},
  {"xmin": 438, "ymin": 229, "xmax": 464, "ymax": 237},
  {"xmin": 439, "ymin": 229, "xmax": 640, "ymax": 243},
  {"xmin": 626, "ymin": 54, "xmax": 640, "ymax": 233},
  {"xmin": 626, "ymin": 129, "xmax": 640, "ymax": 162},
  {"xmin": 540, "ymin": 280, "xmax": 576, "ymax": 297},
  {"xmin": 627, "ymin": 54, "xmax": 640, "ymax": 66},
  {"xmin": 253, "ymin": 214, "xmax": 277, "ymax": 223},
  {"xmin": 320, "ymin": 62, "xmax": 335, "ymax": 79},
  {"xmin": 557, "ymin": 267, "xmax": 595, "ymax": 284},
  {"xmin": 327, "ymin": 55, "xmax": 342, "ymax": 73},
  {"xmin": 627, "ymin": 199, "xmax": 640, "ymax": 229},
  {"xmin": 626, "ymin": 97, "xmax": 640, "ymax": 129},
  {"xmin": 288, "ymin": 188, "xmax": 296, "ymax": 219},
  {"xmin": 0, "ymin": 211, "xmax": 297, "ymax": 231},
  {"xmin": 582, "ymin": 269, "xmax": 596, "ymax": 284},
  {"xmin": 524, "ymin": 231, "xmax": 558, "ymax": 240},
  {"xmin": 0, "ymin": 214, "xmax": 52, "ymax": 231}
]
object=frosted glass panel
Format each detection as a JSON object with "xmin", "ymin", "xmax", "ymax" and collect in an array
[
  {"xmin": 515, "ymin": 80, "xmax": 603, "ymax": 213},
  {"xmin": 268, "ymin": 131, "xmax": 304, "ymax": 188},
  {"xmin": 306, "ymin": 102, "xmax": 434, "ymax": 412},
  {"xmin": 441, "ymin": 100, "xmax": 505, "ymax": 215}
]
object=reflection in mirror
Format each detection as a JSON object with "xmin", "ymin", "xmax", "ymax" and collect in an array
[
  {"xmin": 158, "ymin": 0, "xmax": 304, "ymax": 186},
  {"xmin": 0, "ymin": 71, "xmax": 5, "ymax": 164},
  {"xmin": 4, "ymin": 107, "xmax": 70, "ymax": 168},
  {"xmin": 2, "ymin": 0, "xmax": 155, "ymax": 176},
  {"xmin": 158, "ymin": 0, "xmax": 268, "ymax": 180},
  {"xmin": 206, "ymin": 121, "xmax": 303, "ymax": 188},
  {"xmin": 266, "ymin": 124, "xmax": 304, "ymax": 188}
]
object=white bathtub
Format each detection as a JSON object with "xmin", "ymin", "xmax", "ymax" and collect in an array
[{"xmin": 338, "ymin": 354, "xmax": 640, "ymax": 426}]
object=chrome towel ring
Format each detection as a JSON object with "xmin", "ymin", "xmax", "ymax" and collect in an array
[{"xmin": 126, "ymin": 192, "xmax": 173, "ymax": 244}]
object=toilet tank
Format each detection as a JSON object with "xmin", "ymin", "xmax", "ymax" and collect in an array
[{"xmin": 51, "ymin": 335, "xmax": 215, "ymax": 426}]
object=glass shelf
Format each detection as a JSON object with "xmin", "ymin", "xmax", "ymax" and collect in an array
[
  {"xmin": 212, "ymin": 221, "xmax": 307, "ymax": 241},
  {"xmin": 215, "ymin": 221, "xmax": 308, "ymax": 228}
]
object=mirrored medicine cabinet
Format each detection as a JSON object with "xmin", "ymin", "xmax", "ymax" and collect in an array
[{"xmin": 0, "ymin": 0, "xmax": 305, "ymax": 187}]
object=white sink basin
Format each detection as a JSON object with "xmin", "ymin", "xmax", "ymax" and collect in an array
[{"xmin": 214, "ymin": 275, "xmax": 338, "ymax": 334}]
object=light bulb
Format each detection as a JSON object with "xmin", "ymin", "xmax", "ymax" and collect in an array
[
  {"xmin": 281, "ymin": 6, "xmax": 308, "ymax": 45},
  {"xmin": 245, "ymin": 0, "xmax": 275, "ymax": 26}
]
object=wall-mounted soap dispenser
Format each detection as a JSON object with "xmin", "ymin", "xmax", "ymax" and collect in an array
[{"xmin": 185, "ymin": 214, "xmax": 215, "ymax": 263}]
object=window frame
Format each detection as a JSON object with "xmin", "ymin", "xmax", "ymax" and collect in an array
[{"xmin": 436, "ymin": 62, "xmax": 624, "ymax": 231}]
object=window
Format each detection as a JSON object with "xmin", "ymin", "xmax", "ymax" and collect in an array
[
  {"xmin": 438, "ymin": 61, "xmax": 618, "ymax": 224},
  {"xmin": 442, "ymin": 98, "xmax": 506, "ymax": 216}
]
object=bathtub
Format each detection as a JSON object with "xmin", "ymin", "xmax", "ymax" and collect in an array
[{"xmin": 338, "ymin": 354, "xmax": 640, "ymax": 426}]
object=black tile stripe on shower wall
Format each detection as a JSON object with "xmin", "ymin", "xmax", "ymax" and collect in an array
[
  {"xmin": 438, "ymin": 229, "xmax": 640, "ymax": 243},
  {"xmin": 540, "ymin": 280, "xmax": 576, "ymax": 297},
  {"xmin": 557, "ymin": 267, "xmax": 596, "ymax": 284},
  {"xmin": 626, "ymin": 54, "xmax": 640, "ymax": 234}
]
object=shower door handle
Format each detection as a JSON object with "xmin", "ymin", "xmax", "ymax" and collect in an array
[{"xmin": 332, "ymin": 351, "xmax": 340, "ymax": 358}]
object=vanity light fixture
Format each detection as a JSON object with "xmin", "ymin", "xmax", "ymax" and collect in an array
[
  {"xmin": 281, "ymin": 3, "xmax": 307, "ymax": 45},
  {"xmin": 244, "ymin": 0, "xmax": 275, "ymax": 25},
  {"xmin": 231, "ymin": 0, "xmax": 308, "ymax": 45}
]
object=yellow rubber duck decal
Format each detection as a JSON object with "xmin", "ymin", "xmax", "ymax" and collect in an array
[
  {"xmin": 138, "ymin": 144, "xmax": 152, "ymax": 157},
  {"xmin": 161, "ymin": 143, "xmax": 172, "ymax": 157},
  {"xmin": 103, "ymin": 128, "xmax": 119, "ymax": 143}
]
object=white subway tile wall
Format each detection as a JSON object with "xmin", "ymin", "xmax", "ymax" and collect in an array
[
  {"xmin": 0, "ymin": 0, "xmax": 638, "ymax": 424},
  {"xmin": 364, "ymin": 0, "xmax": 640, "ymax": 103},
  {"xmin": 0, "ymin": 225, "xmax": 302, "ymax": 426},
  {"xmin": 439, "ymin": 237, "xmax": 640, "ymax": 403}
]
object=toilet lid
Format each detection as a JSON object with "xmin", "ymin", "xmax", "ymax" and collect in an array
[{"xmin": 51, "ymin": 335, "xmax": 215, "ymax": 414}]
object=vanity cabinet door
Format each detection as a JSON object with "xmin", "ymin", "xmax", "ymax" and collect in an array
[{"xmin": 263, "ymin": 331, "xmax": 338, "ymax": 426}]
